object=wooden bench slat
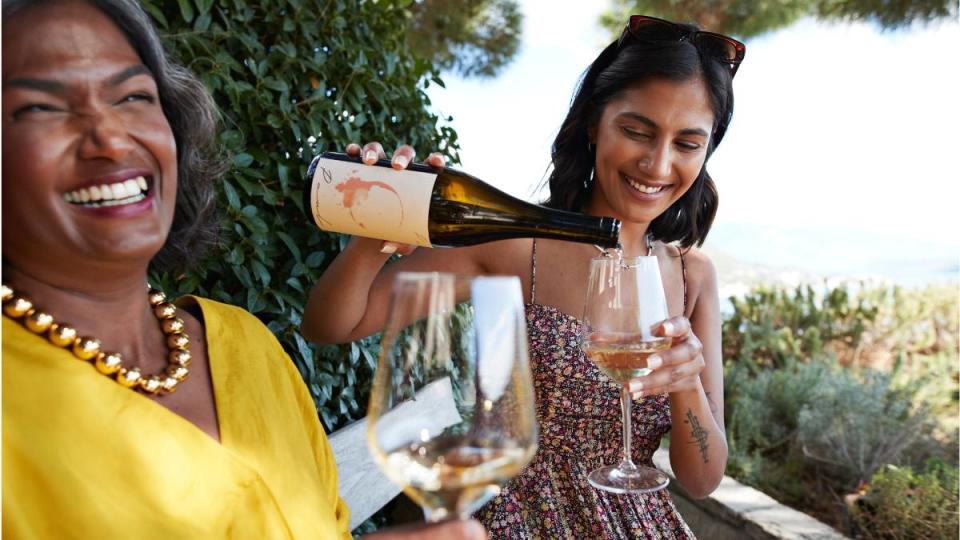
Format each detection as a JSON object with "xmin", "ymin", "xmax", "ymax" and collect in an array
[{"xmin": 330, "ymin": 377, "xmax": 461, "ymax": 529}]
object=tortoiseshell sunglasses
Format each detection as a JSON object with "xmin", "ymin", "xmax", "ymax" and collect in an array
[{"xmin": 619, "ymin": 15, "xmax": 746, "ymax": 77}]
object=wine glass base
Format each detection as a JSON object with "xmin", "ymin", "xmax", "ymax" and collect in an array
[{"xmin": 587, "ymin": 465, "xmax": 669, "ymax": 494}]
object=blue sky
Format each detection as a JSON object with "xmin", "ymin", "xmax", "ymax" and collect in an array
[{"xmin": 426, "ymin": 1, "xmax": 960, "ymax": 281}]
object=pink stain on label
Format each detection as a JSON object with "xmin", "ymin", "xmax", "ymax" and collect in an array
[{"xmin": 335, "ymin": 174, "xmax": 405, "ymax": 229}]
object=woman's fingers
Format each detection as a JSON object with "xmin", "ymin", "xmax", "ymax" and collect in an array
[
  {"xmin": 657, "ymin": 316, "xmax": 692, "ymax": 340},
  {"xmin": 391, "ymin": 145, "xmax": 416, "ymax": 169},
  {"xmin": 345, "ymin": 142, "xmax": 362, "ymax": 156},
  {"xmin": 361, "ymin": 141, "xmax": 387, "ymax": 164},
  {"xmin": 348, "ymin": 143, "xmax": 444, "ymax": 170},
  {"xmin": 380, "ymin": 241, "xmax": 418, "ymax": 257},
  {"xmin": 627, "ymin": 330, "xmax": 703, "ymax": 398},
  {"xmin": 425, "ymin": 151, "xmax": 446, "ymax": 169}
]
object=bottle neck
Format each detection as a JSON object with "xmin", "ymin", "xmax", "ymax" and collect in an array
[{"xmin": 536, "ymin": 211, "xmax": 621, "ymax": 248}]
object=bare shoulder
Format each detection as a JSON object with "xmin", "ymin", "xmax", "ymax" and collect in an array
[
  {"xmin": 678, "ymin": 247, "xmax": 719, "ymax": 315},
  {"xmin": 680, "ymin": 247, "xmax": 717, "ymax": 286}
]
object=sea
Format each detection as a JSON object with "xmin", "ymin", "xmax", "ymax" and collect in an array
[{"xmin": 702, "ymin": 222, "xmax": 959, "ymax": 312}]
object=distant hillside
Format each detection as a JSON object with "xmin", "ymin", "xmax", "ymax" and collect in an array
[{"xmin": 703, "ymin": 222, "xmax": 959, "ymax": 289}]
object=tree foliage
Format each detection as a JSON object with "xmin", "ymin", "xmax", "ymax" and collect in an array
[
  {"xmin": 142, "ymin": 0, "xmax": 459, "ymax": 436},
  {"xmin": 600, "ymin": 0, "xmax": 958, "ymax": 39},
  {"xmin": 405, "ymin": 0, "xmax": 523, "ymax": 78}
]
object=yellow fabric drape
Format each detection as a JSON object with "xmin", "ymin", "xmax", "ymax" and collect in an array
[{"xmin": 3, "ymin": 296, "xmax": 351, "ymax": 539}]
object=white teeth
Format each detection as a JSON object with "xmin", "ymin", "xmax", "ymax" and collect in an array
[
  {"xmin": 62, "ymin": 176, "xmax": 149, "ymax": 206},
  {"xmin": 111, "ymin": 182, "xmax": 129, "ymax": 199},
  {"xmin": 625, "ymin": 176, "xmax": 665, "ymax": 194}
]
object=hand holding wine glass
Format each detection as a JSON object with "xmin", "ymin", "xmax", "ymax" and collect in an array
[
  {"xmin": 579, "ymin": 255, "xmax": 671, "ymax": 493},
  {"xmin": 627, "ymin": 316, "xmax": 705, "ymax": 401},
  {"xmin": 367, "ymin": 273, "xmax": 538, "ymax": 522}
]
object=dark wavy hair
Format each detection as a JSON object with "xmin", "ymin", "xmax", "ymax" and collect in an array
[
  {"xmin": 543, "ymin": 21, "xmax": 736, "ymax": 248},
  {"xmin": 2, "ymin": 0, "xmax": 226, "ymax": 273}
]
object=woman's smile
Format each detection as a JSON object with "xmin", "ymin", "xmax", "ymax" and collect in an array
[
  {"xmin": 621, "ymin": 172, "xmax": 672, "ymax": 198},
  {"xmin": 62, "ymin": 170, "xmax": 155, "ymax": 217}
]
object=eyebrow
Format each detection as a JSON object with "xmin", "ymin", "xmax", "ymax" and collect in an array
[
  {"xmin": 3, "ymin": 65, "xmax": 154, "ymax": 93},
  {"xmin": 617, "ymin": 112, "xmax": 710, "ymax": 138}
]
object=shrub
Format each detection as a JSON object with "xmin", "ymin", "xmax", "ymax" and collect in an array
[
  {"xmin": 850, "ymin": 462, "xmax": 959, "ymax": 540},
  {"xmin": 142, "ymin": 0, "xmax": 459, "ymax": 433},
  {"xmin": 724, "ymin": 282, "xmax": 959, "ymax": 533},
  {"xmin": 726, "ymin": 360, "xmax": 936, "ymax": 509}
]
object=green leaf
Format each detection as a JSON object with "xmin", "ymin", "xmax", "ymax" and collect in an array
[
  {"xmin": 194, "ymin": 12, "xmax": 211, "ymax": 32},
  {"xmin": 276, "ymin": 231, "xmax": 302, "ymax": 261},
  {"xmin": 142, "ymin": 3, "xmax": 169, "ymax": 29},
  {"xmin": 196, "ymin": 0, "xmax": 214, "ymax": 16},
  {"xmin": 233, "ymin": 153, "xmax": 254, "ymax": 168},
  {"xmin": 222, "ymin": 181, "xmax": 241, "ymax": 210},
  {"xmin": 251, "ymin": 259, "xmax": 271, "ymax": 286},
  {"xmin": 176, "ymin": 0, "xmax": 194, "ymax": 23},
  {"xmin": 262, "ymin": 77, "xmax": 289, "ymax": 93},
  {"xmin": 305, "ymin": 251, "xmax": 325, "ymax": 268}
]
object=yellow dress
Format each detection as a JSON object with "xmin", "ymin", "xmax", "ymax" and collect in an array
[{"xmin": 2, "ymin": 296, "xmax": 351, "ymax": 539}]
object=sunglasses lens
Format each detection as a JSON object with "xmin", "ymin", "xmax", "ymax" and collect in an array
[
  {"xmin": 696, "ymin": 34, "xmax": 740, "ymax": 63},
  {"xmin": 629, "ymin": 17, "xmax": 685, "ymax": 42}
]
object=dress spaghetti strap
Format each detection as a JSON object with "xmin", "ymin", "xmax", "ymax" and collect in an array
[
  {"xmin": 530, "ymin": 239, "xmax": 538, "ymax": 304},
  {"xmin": 679, "ymin": 247, "xmax": 688, "ymax": 315}
]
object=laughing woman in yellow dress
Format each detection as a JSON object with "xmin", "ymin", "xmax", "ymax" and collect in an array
[{"xmin": 0, "ymin": 1, "xmax": 484, "ymax": 539}]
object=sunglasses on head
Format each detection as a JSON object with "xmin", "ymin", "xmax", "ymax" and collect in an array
[{"xmin": 619, "ymin": 15, "xmax": 746, "ymax": 77}]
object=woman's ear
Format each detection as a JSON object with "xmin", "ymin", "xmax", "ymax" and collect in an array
[{"xmin": 586, "ymin": 126, "xmax": 597, "ymax": 145}]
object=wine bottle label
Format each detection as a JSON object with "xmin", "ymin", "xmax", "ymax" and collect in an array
[{"xmin": 308, "ymin": 157, "xmax": 437, "ymax": 247}]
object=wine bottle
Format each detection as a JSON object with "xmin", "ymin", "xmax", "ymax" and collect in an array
[{"xmin": 303, "ymin": 152, "xmax": 621, "ymax": 248}]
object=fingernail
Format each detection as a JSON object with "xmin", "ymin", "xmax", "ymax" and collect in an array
[
  {"xmin": 364, "ymin": 150, "xmax": 378, "ymax": 163},
  {"xmin": 629, "ymin": 380, "xmax": 643, "ymax": 393},
  {"xmin": 662, "ymin": 321, "xmax": 674, "ymax": 334},
  {"xmin": 392, "ymin": 155, "xmax": 409, "ymax": 168},
  {"xmin": 647, "ymin": 355, "xmax": 663, "ymax": 370},
  {"xmin": 380, "ymin": 243, "xmax": 397, "ymax": 254}
]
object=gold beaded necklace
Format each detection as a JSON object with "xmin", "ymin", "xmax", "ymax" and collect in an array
[{"xmin": 1, "ymin": 283, "xmax": 191, "ymax": 395}]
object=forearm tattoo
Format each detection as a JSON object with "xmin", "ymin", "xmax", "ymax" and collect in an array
[{"xmin": 684, "ymin": 408, "xmax": 710, "ymax": 463}]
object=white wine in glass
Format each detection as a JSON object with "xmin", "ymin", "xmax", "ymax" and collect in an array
[
  {"xmin": 580, "ymin": 255, "xmax": 671, "ymax": 493},
  {"xmin": 367, "ymin": 273, "xmax": 538, "ymax": 521}
]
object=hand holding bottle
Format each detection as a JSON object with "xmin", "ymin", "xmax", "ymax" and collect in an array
[{"xmin": 344, "ymin": 142, "xmax": 446, "ymax": 257}]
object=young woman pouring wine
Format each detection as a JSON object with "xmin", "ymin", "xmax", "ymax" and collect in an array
[{"xmin": 304, "ymin": 14, "xmax": 744, "ymax": 538}]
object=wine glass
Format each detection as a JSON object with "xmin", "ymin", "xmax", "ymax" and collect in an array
[
  {"xmin": 579, "ymin": 255, "xmax": 671, "ymax": 493},
  {"xmin": 367, "ymin": 272, "xmax": 538, "ymax": 522}
]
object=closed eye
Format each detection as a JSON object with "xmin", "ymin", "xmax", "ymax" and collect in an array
[
  {"xmin": 622, "ymin": 126, "xmax": 652, "ymax": 139},
  {"xmin": 12, "ymin": 103, "xmax": 63, "ymax": 118},
  {"xmin": 117, "ymin": 92, "xmax": 156, "ymax": 105}
]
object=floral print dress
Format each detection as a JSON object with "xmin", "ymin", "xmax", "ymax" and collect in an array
[{"xmin": 474, "ymin": 242, "xmax": 694, "ymax": 539}]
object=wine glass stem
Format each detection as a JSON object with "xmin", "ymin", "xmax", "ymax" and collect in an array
[{"xmin": 619, "ymin": 385, "xmax": 638, "ymax": 472}]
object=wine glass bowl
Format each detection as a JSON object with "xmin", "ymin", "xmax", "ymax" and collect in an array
[
  {"xmin": 580, "ymin": 255, "xmax": 671, "ymax": 493},
  {"xmin": 367, "ymin": 273, "xmax": 538, "ymax": 521}
]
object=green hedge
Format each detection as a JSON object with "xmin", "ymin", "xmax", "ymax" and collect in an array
[
  {"xmin": 144, "ymin": 0, "xmax": 459, "ymax": 432},
  {"xmin": 723, "ymin": 282, "xmax": 959, "ymax": 537}
]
